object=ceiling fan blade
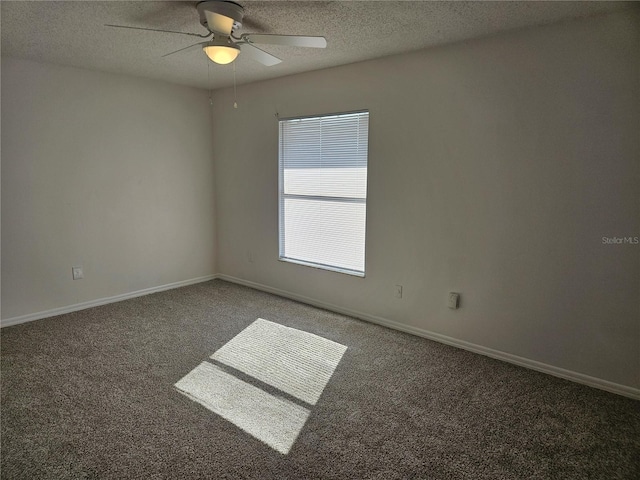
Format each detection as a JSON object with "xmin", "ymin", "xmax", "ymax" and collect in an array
[
  {"xmin": 197, "ymin": 1, "xmax": 244, "ymax": 34},
  {"xmin": 204, "ymin": 10, "xmax": 235, "ymax": 35},
  {"xmin": 241, "ymin": 34, "xmax": 327, "ymax": 48},
  {"xmin": 239, "ymin": 43, "xmax": 282, "ymax": 66},
  {"xmin": 105, "ymin": 24, "xmax": 211, "ymax": 38},
  {"xmin": 162, "ymin": 42, "xmax": 207, "ymax": 58}
]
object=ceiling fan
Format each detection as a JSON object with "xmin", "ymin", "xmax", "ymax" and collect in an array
[{"xmin": 105, "ymin": 0, "xmax": 327, "ymax": 66}]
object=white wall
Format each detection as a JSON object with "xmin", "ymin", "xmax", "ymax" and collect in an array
[
  {"xmin": 212, "ymin": 11, "xmax": 639, "ymax": 390},
  {"xmin": 1, "ymin": 58, "xmax": 216, "ymax": 320}
]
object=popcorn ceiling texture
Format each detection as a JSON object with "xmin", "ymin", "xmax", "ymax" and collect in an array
[{"xmin": 0, "ymin": 1, "xmax": 632, "ymax": 89}]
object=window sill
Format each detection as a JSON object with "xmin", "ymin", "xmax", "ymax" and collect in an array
[{"xmin": 279, "ymin": 257, "xmax": 365, "ymax": 278}]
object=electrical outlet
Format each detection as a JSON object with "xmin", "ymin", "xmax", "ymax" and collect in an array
[
  {"xmin": 395, "ymin": 285, "xmax": 403, "ymax": 299},
  {"xmin": 247, "ymin": 251, "xmax": 254, "ymax": 263},
  {"xmin": 72, "ymin": 266, "xmax": 84, "ymax": 280},
  {"xmin": 448, "ymin": 292, "xmax": 460, "ymax": 309}
]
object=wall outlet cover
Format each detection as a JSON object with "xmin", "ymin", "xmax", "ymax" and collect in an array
[
  {"xmin": 448, "ymin": 292, "xmax": 460, "ymax": 309},
  {"xmin": 72, "ymin": 266, "xmax": 84, "ymax": 280}
]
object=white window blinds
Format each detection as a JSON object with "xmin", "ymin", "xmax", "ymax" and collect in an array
[{"xmin": 279, "ymin": 111, "xmax": 369, "ymax": 276}]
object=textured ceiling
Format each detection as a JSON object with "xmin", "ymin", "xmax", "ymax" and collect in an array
[{"xmin": 1, "ymin": 1, "xmax": 633, "ymax": 90}]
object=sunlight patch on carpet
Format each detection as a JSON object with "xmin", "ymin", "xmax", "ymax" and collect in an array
[
  {"xmin": 210, "ymin": 318, "xmax": 347, "ymax": 405},
  {"xmin": 175, "ymin": 361, "xmax": 309, "ymax": 454},
  {"xmin": 174, "ymin": 318, "xmax": 347, "ymax": 454}
]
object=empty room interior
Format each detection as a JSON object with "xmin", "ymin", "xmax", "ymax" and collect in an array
[{"xmin": 1, "ymin": 1, "xmax": 639, "ymax": 479}]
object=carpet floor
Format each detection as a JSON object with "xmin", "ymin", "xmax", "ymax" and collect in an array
[{"xmin": 1, "ymin": 279, "xmax": 638, "ymax": 479}]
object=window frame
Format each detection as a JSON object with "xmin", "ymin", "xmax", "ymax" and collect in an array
[{"xmin": 277, "ymin": 109, "xmax": 370, "ymax": 277}]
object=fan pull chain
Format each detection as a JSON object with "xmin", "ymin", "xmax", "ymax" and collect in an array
[
  {"xmin": 207, "ymin": 56, "xmax": 213, "ymax": 106},
  {"xmin": 233, "ymin": 62, "xmax": 238, "ymax": 109}
]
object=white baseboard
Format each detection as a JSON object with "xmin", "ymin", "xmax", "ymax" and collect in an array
[
  {"xmin": 0, "ymin": 274, "xmax": 217, "ymax": 328},
  {"xmin": 217, "ymin": 274, "xmax": 640, "ymax": 400}
]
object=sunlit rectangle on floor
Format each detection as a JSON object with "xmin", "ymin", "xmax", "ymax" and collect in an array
[
  {"xmin": 175, "ymin": 361, "xmax": 310, "ymax": 455},
  {"xmin": 210, "ymin": 318, "xmax": 347, "ymax": 405}
]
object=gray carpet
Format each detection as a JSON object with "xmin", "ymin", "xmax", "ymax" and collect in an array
[{"xmin": 1, "ymin": 280, "xmax": 638, "ymax": 479}]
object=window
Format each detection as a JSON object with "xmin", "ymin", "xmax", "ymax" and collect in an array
[{"xmin": 278, "ymin": 111, "xmax": 369, "ymax": 276}]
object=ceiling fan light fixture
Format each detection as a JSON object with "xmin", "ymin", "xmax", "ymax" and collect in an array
[{"xmin": 203, "ymin": 44, "xmax": 240, "ymax": 64}]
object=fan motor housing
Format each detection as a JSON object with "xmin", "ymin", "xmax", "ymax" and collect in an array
[{"xmin": 197, "ymin": 1, "xmax": 244, "ymax": 33}]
